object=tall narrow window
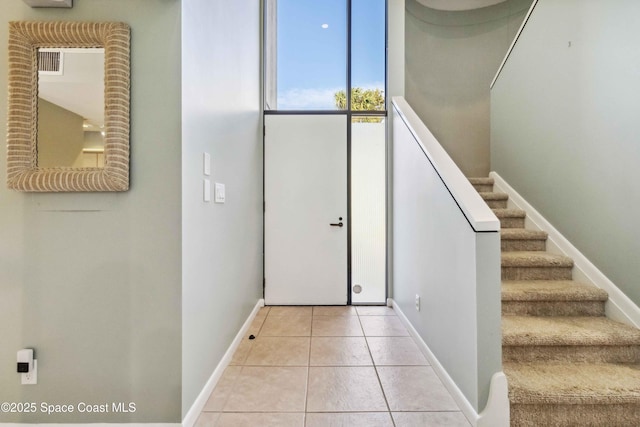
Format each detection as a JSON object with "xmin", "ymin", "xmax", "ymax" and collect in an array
[{"xmin": 351, "ymin": 0, "xmax": 386, "ymax": 112}]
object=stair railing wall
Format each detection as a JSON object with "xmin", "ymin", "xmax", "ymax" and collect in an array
[{"xmin": 391, "ymin": 97, "xmax": 501, "ymax": 413}]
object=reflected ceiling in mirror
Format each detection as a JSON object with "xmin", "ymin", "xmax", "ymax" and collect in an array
[
  {"xmin": 38, "ymin": 48, "xmax": 105, "ymax": 169},
  {"xmin": 7, "ymin": 21, "xmax": 130, "ymax": 192}
]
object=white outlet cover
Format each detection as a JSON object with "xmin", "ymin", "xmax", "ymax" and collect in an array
[
  {"xmin": 215, "ymin": 183, "xmax": 226, "ymax": 203},
  {"xmin": 22, "ymin": 359, "xmax": 37, "ymax": 385}
]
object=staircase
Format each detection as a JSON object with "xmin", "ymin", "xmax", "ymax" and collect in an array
[{"xmin": 470, "ymin": 176, "xmax": 640, "ymax": 427}]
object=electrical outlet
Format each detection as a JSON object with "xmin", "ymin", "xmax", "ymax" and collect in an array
[
  {"xmin": 415, "ymin": 295, "xmax": 420, "ymax": 311},
  {"xmin": 22, "ymin": 360, "xmax": 37, "ymax": 385}
]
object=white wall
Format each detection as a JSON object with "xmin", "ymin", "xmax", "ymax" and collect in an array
[
  {"xmin": 181, "ymin": 0, "xmax": 263, "ymax": 417},
  {"xmin": 0, "ymin": 1, "xmax": 182, "ymax": 423},
  {"xmin": 405, "ymin": 0, "xmax": 531, "ymax": 176},
  {"xmin": 491, "ymin": 0, "xmax": 640, "ymax": 305},
  {"xmin": 392, "ymin": 100, "xmax": 501, "ymax": 412}
]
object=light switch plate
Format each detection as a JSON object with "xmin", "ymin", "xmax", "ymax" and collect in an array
[
  {"xmin": 214, "ymin": 183, "xmax": 225, "ymax": 203},
  {"xmin": 23, "ymin": 0, "xmax": 72, "ymax": 7},
  {"xmin": 203, "ymin": 153, "xmax": 211, "ymax": 176},
  {"xmin": 203, "ymin": 179, "xmax": 211, "ymax": 202}
]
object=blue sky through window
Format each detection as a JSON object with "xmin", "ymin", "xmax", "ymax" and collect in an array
[{"xmin": 276, "ymin": 0, "xmax": 386, "ymax": 110}]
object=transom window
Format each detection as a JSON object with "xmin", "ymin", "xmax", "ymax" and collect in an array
[{"xmin": 264, "ymin": 0, "xmax": 386, "ymax": 113}]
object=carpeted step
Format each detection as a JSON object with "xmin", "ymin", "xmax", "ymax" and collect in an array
[
  {"xmin": 502, "ymin": 252, "xmax": 573, "ymax": 280},
  {"xmin": 501, "ymin": 229, "xmax": 548, "ymax": 252},
  {"xmin": 492, "ymin": 184, "xmax": 640, "ymax": 424},
  {"xmin": 468, "ymin": 177, "xmax": 494, "ymax": 192},
  {"xmin": 503, "ymin": 316, "xmax": 640, "ymax": 363},
  {"xmin": 502, "ymin": 280, "xmax": 608, "ymax": 316},
  {"xmin": 504, "ymin": 362, "xmax": 640, "ymax": 427},
  {"xmin": 479, "ymin": 191, "xmax": 509, "ymax": 208},
  {"xmin": 493, "ymin": 208, "xmax": 526, "ymax": 229}
]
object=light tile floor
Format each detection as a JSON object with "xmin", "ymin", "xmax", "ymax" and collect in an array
[{"xmin": 195, "ymin": 306, "xmax": 471, "ymax": 427}]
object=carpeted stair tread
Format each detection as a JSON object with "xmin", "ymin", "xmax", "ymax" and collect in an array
[
  {"xmin": 468, "ymin": 177, "xmax": 494, "ymax": 185},
  {"xmin": 493, "ymin": 208, "xmax": 526, "ymax": 218},
  {"xmin": 501, "ymin": 229, "xmax": 548, "ymax": 240},
  {"xmin": 479, "ymin": 191, "xmax": 509, "ymax": 201},
  {"xmin": 501, "ymin": 229, "xmax": 548, "ymax": 251},
  {"xmin": 493, "ymin": 208, "xmax": 526, "ymax": 228},
  {"xmin": 503, "ymin": 316, "xmax": 640, "ymax": 347},
  {"xmin": 504, "ymin": 362, "xmax": 640, "ymax": 405},
  {"xmin": 502, "ymin": 251, "xmax": 573, "ymax": 268},
  {"xmin": 502, "ymin": 280, "xmax": 608, "ymax": 302},
  {"xmin": 468, "ymin": 177, "xmax": 494, "ymax": 192}
]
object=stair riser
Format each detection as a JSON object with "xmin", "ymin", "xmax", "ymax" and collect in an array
[
  {"xmin": 498, "ymin": 217, "xmax": 525, "ymax": 229},
  {"xmin": 510, "ymin": 403, "xmax": 640, "ymax": 427},
  {"xmin": 502, "ymin": 301, "xmax": 606, "ymax": 317},
  {"xmin": 502, "ymin": 267, "xmax": 573, "ymax": 281},
  {"xmin": 472, "ymin": 184, "xmax": 493, "ymax": 192},
  {"xmin": 501, "ymin": 239, "xmax": 546, "ymax": 252},
  {"xmin": 484, "ymin": 199, "xmax": 508, "ymax": 209},
  {"xmin": 503, "ymin": 345, "xmax": 640, "ymax": 364}
]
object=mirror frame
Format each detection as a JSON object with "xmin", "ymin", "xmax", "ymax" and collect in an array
[{"xmin": 7, "ymin": 21, "xmax": 130, "ymax": 192}]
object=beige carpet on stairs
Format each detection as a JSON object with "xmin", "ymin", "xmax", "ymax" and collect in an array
[{"xmin": 469, "ymin": 176, "xmax": 640, "ymax": 427}]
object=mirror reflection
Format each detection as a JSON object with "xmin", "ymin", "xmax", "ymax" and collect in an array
[{"xmin": 37, "ymin": 48, "xmax": 105, "ymax": 168}]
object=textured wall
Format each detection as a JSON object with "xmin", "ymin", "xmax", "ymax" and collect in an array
[
  {"xmin": 0, "ymin": 0, "xmax": 182, "ymax": 422},
  {"xmin": 492, "ymin": 0, "xmax": 640, "ymax": 305}
]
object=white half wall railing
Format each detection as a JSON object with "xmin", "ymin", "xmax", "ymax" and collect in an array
[{"xmin": 391, "ymin": 97, "xmax": 507, "ymax": 426}]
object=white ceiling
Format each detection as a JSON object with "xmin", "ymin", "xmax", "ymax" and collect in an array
[
  {"xmin": 38, "ymin": 48, "xmax": 104, "ymax": 128},
  {"xmin": 415, "ymin": 0, "xmax": 508, "ymax": 11}
]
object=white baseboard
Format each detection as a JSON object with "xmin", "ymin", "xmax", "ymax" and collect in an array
[
  {"xmin": 490, "ymin": 171, "xmax": 640, "ymax": 328},
  {"xmin": 181, "ymin": 299, "xmax": 265, "ymax": 427},
  {"xmin": 390, "ymin": 300, "xmax": 509, "ymax": 427}
]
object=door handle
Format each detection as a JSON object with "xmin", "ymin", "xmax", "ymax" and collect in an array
[{"xmin": 330, "ymin": 222, "xmax": 344, "ymax": 227}]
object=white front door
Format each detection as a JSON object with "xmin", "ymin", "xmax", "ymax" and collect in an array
[{"xmin": 264, "ymin": 114, "xmax": 347, "ymax": 305}]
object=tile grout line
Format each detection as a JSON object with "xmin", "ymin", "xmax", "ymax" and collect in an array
[
  {"xmin": 357, "ymin": 309, "xmax": 397, "ymax": 427},
  {"xmin": 304, "ymin": 309, "xmax": 313, "ymax": 425}
]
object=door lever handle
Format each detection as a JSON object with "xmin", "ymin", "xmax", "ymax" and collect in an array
[{"xmin": 330, "ymin": 222, "xmax": 344, "ymax": 227}]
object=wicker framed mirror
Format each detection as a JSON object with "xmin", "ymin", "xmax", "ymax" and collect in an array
[{"xmin": 7, "ymin": 21, "xmax": 130, "ymax": 192}]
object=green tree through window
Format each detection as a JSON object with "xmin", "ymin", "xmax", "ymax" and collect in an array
[
  {"xmin": 334, "ymin": 88, "xmax": 385, "ymax": 123},
  {"xmin": 334, "ymin": 87, "xmax": 384, "ymax": 110}
]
